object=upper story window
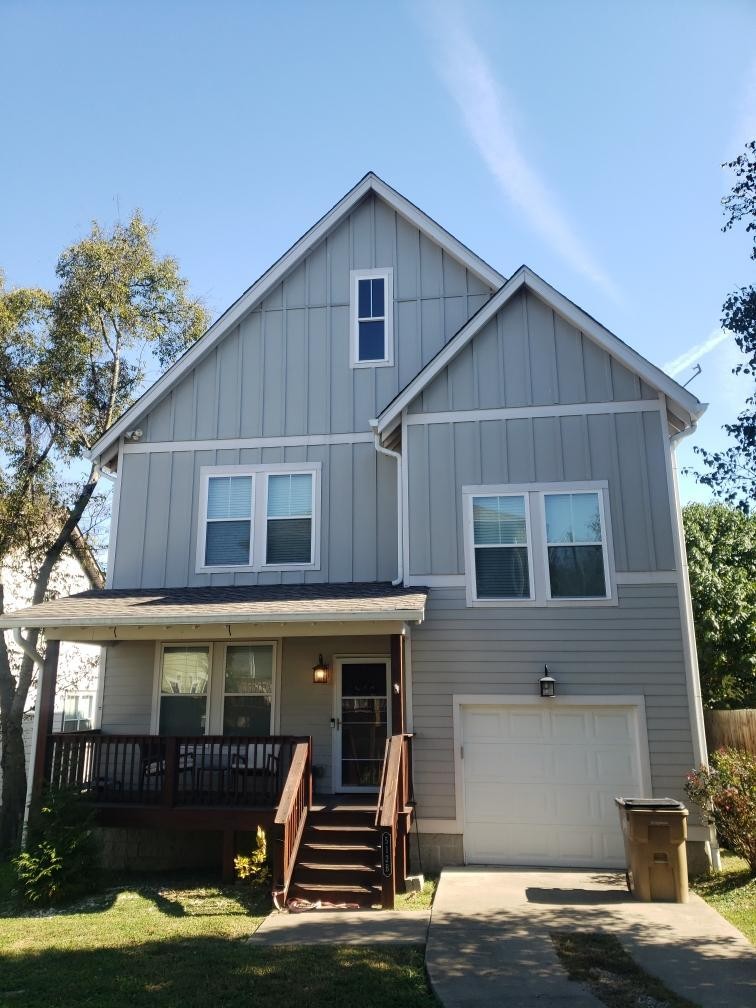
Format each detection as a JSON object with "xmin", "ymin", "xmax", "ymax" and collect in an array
[
  {"xmin": 464, "ymin": 482, "xmax": 612, "ymax": 606},
  {"xmin": 197, "ymin": 464, "xmax": 320, "ymax": 573},
  {"xmin": 350, "ymin": 268, "xmax": 394, "ymax": 368}
]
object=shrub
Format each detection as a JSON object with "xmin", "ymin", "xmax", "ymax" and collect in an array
[
  {"xmin": 686, "ymin": 747, "xmax": 756, "ymax": 873},
  {"xmin": 234, "ymin": 825, "xmax": 270, "ymax": 887},
  {"xmin": 14, "ymin": 787, "xmax": 101, "ymax": 905}
]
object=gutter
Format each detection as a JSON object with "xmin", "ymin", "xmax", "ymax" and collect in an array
[{"xmin": 371, "ymin": 423, "xmax": 403, "ymax": 586}]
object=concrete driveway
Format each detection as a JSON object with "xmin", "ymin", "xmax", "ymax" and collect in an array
[{"xmin": 426, "ymin": 867, "xmax": 756, "ymax": 1008}]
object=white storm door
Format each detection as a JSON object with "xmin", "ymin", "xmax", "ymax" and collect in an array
[{"xmin": 333, "ymin": 657, "xmax": 391, "ymax": 793}]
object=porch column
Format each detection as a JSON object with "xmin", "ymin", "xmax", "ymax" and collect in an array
[
  {"xmin": 390, "ymin": 633, "xmax": 405, "ymax": 734},
  {"xmin": 31, "ymin": 638, "xmax": 59, "ymax": 801}
]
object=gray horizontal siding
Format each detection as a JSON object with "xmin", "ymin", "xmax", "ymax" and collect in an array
[
  {"xmin": 112, "ymin": 441, "xmax": 397, "ymax": 589},
  {"xmin": 407, "ymin": 409, "xmax": 674, "ymax": 575},
  {"xmin": 410, "ymin": 584, "xmax": 695, "ymax": 821},
  {"xmin": 100, "ymin": 642, "xmax": 155, "ymax": 734},
  {"xmin": 408, "ymin": 288, "xmax": 659, "ymax": 413},
  {"xmin": 139, "ymin": 193, "xmax": 494, "ymax": 442}
]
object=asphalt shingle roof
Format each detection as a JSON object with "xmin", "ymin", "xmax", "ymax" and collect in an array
[{"xmin": 0, "ymin": 582, "xmax": 428, "ymax": 629}]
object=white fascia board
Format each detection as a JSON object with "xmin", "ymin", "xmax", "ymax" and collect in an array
[
  {"xmin": 376, "ymin": 266, "xmax": 706, "ymax": 434},
  {"xmin": 88, "ymin": 173, "xmax": 504, "ymax": 464},
  {"xmin": 1, "ymin": 607, "xmax": 426, "ymax": 631}
]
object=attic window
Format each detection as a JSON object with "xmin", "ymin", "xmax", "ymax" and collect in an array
[{"xmin": 350, "ymin": 268, "xmax": 393, "ymax": 367}]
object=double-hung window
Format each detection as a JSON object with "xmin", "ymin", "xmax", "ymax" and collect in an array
[
  {"xmin": 544, "ymin": 491, "xmax": 608, "ymax": 599},
  {"xmin": 198, "ymin": 465, "xmax": 319, "ymax": 573},
  {"xmin": 350, "ymin": 268, "xmax": 393, "ymax": 367},
  {"xmin": 465, "ymin": 483, "xmax": 612, "ymax": 605}
]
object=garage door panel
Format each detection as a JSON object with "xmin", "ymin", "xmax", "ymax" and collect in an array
[{"xmin": 462, "ymin": 703, "xmax": 643, "ymax": 868}]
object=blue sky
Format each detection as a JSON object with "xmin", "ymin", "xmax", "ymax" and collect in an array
[{"xmin": 2, "ymin": 0, "xmax": 755, "ymax": 502}]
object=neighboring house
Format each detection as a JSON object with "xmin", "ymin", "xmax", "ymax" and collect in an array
[{"xmin": 1, "ymin": 174, "xmax": 710, "ymax": 905}]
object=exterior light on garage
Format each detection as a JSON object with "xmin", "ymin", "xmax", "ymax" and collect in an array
[
  {"xmin": 312, "ymin": 654, "xmax": 330, "ymax": 684},
  {"xmin": 539, "ymin": 666, "xmax": 556, "ymax": 698}
]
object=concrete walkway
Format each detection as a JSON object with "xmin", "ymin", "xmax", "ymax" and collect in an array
[
  {"xmin": 426, "ymin": 867, "xmax": 756, "ymax": 1008},
  {"xmin": 248, "ymin": 908, "xmax": 430, "ymax": 945}
]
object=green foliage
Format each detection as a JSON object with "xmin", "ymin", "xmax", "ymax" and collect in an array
[
  {"xmin": 693, "ymin": 140, "xmax": 756, "ymax": 510},
  {"xmin": 234, "ymin": 825, "xmax": 270, "ymax": 887},
  {"xmin": 13, "ymin": 788, "xmax": 101, "ymax": 905},
  {"xmin": 686, "ymin": 748, "xmax": 756, "ymax": 873},
  {"xmin": 683, "ymin": 502, "xmax": 756, "ymax": 708}
]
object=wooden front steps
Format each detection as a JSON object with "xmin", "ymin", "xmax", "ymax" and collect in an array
[{"xmin": 289, "ymin": 798, "xmax": 381, "ymax": 908}]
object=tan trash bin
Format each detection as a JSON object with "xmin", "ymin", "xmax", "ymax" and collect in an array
[{"xmin": 615, "ymin": 798, "xmax": 689, "ymax": 903}]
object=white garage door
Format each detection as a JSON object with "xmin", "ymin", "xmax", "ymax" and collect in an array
[{"xmin": 462, "ymin": 703, "xmax": 644, "ymax": 868}]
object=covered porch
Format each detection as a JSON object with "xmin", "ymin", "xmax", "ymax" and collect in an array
[{"xmin": 5, "ymin": 583, "xmax": 426, "ymax": 907}]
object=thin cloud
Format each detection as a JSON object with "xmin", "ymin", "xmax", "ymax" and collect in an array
[
  {"xmin": 663, "ymin": 328, "xmax": 731, "ymax": 378},
  {"xmin": 424, "ymin": 4, "xmax": 619, "ymax": 300}
]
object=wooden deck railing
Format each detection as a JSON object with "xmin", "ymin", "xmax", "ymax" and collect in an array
[
  {"xmin": 375, "ymin": 733, "xmax": 414, "ymax": 909},
  {"xmin": 271, "ymin": 739, "xmax": 312, "ymax": 905},
  {"xmin": 46, "ymin": 733, "xmax": 308, "ymax": 809}
]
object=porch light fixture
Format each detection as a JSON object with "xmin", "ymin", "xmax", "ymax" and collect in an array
[
  {"xmin": 312, "ymin": 655, "xmax": 330, "ymax": 684},
  {"xmin": 539, "ymin": 666, "xmax": 556, "ymax": 698}
]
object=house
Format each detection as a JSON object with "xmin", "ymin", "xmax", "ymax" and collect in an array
[{"xmin": 1, "ymin": 173, "xmax": 710, "ymax": 906}]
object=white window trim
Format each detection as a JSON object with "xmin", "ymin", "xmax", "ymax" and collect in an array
[
  {"xmin": 462, "ymin": 491, "xmax": 535, "ymax": 605},
  {"xmin": 196, "ymin": 463, "xmax": 321, "ymax": 574},
  {"xmin": 462, "ymin": 480, "xmax": 616, "ymax": 607},
  {"xmin": 350, "ymin": 268, "xmax": 394, "ymax": 368},
  {"xmin": 151, "ymin": 640, "xmax": 281, "ymax": 735}
]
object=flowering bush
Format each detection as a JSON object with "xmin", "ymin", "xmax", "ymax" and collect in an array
[
  {"xmin": 234, "ymin": 825, "xmax": 270, "ymax": 887},
  {"xmin": 686, "ymin": 747, "xmax": 756, "ymax": 872}
]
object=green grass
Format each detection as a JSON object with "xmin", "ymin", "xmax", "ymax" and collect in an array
[
  {"xmin": 552, "ymin": 931, "xmax": 697, "ymax": 1008},
  {"xmin": 0, "ymin": 865, "xmax": 437, "ymax": 1008},
  {"xmin": 393, "ymin": 875, "xmax": 437, "ymax": 911},
  {"xmin": 691, "ymin": 850, "xmax": 756, "ymax": 944}
]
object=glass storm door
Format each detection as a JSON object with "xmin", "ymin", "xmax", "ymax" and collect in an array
[{"xmin": 333, "ymin": 658, "xmax": 391, "ymax": 792}]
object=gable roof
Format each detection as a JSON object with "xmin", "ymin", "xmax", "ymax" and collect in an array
[
  {"xmin": 375, "ymin": 266, "xmax": 706, "ymax": 434},
  {"xmin": 88, "ymin": 173, "xmax": 505, "ymax": 466}
]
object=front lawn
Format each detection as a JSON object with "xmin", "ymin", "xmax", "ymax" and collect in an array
[
  {"xmin": 0, "ymin": 866, "xmax": 436, "ymax": 1008},
  {"xmin": 692, "ymin": 850, "xmax": 756, "ymax": 944}
]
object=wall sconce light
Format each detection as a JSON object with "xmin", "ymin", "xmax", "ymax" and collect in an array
[
  {"xmin": 539, "ymin": 665, "xmax": 556, "ymax": 698},
  {"xmin": 312, "ymin": 655, "xmax": 330, "ymax": 684}
]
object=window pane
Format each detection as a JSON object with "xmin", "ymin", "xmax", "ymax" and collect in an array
[
  {"xmin": 342, "ymin": 663, "xmax": 387, "ymax": 697},
  {"xmin": 358, "ymin": 278, "xmax": 372, "ymax": 319},
  {"xmin": 161, "ymin": 646, "xmax": 209, "ymax": 695},
  {"xmin": 207, "ymin": 475, "xmax": 252, "ymax": 519},
  {"xmin": 475, "ymin": 546, "xmax": 530, "ymax": 598},
  {"xmin": 358, "ymin": 320, "xmax": 385, "ymax": 360},
  {"xmin": 266, "ymin": 517, "xmax": 312, "ymax": 564},
  {"xmin": 544, "ymin": 494, "xmax": 573, "ymax": 543},
  {"xmin": 205, "ymin": 519, "xmax": 251, "ymax": 565},
  {"xmin": 370, "ymin": 277, "xmax": 384, "ymax": 318},
  {"xmin": 342, "ymin": 723, "xmax": 387, "ymax": 759},
  {"xmin": 572, "ymin": 493, "xmax": 602, "ymax": 543},
  {"xmin": 473, "ymin": 496, "xmax": 527, "ymax": 545},
  {"xmin": 223, "ymin": 695, "xmax": 271, "ymax": 735},
  {"xmin": 159, "ymin": 695, "xmax": 206, "ymax": 735},
  {"xmin": 225, "ymin": 645, "xmax": 273, "ymax": 695},
  {"xmin": 267, "ymin": 473, "xmax": 312, "ymax": 517},
  {"xmin": 341, "ymin": 759, "xmax": 382, "ymax": 787},
  {"xmin": 548, "ymin": 545, "xmax": 606, "ymax": 597}
]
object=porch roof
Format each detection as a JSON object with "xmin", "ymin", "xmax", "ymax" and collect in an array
[{"xmin": 0, "ymin": 582, "xmax": 428, "ymax": 632}]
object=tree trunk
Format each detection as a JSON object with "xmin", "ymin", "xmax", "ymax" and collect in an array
[{"xmin": 0, "ymin": 712, "xmax": 27, "ymax": 856}]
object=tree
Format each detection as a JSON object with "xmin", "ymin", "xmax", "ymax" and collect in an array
[
  {"xmin": 0, "ymin": 214, "xmax": 207, "ymax": 855},
  {"xmin": 683, "ymin": 502, "xmax": 756, "ymax": 708},
  {"xmin": 694, "ymin": 140, "xmax": 756, "ymax": 510}
]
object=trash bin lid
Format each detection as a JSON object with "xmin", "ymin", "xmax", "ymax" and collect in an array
[{"xmin": 614, "ymin": 797, "xmax": 686, "ymax": 811}]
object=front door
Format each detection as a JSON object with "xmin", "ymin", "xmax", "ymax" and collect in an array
[{"xmin": 333, "ymin": 657, "xmax": 391, "ymax": 792}]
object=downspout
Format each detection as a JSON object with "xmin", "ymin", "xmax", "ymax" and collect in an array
[
  {"xmin": 669, "ymin": 420, "xmax": 721, "ymax": 870},
  {"xmin": 13, "ymin": 628, "xmax": 46, "ymax": 838},
  {"xmin": 371, "ymin": 424, "xmax": 403, "ymax": 587}
]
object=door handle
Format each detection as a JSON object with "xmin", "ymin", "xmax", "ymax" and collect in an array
[{"xmin": 330, "ymin": 717, "xmax": 341, "ymax": 730}]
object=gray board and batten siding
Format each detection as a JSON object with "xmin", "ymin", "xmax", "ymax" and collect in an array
[
  {"xmin": 137, "ymin": 193, "xmax": 495, "ymax": 444},
  {"xmin": 409, "ymin": 584, "xmax": 696, "ymax": 822}
]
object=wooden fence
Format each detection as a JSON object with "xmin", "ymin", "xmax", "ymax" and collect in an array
[{"xmin": 704, "ymin": 709, "xmax": 756, "ymax": 756}]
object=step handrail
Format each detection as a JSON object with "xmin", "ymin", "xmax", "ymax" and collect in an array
[
  {"xmin": 374, "ymin": 733, "xmax": 414, "ymax": 908},
  {"xmin": 272, "ymin": 738, "xmax": 312, "ymax": 905}
]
